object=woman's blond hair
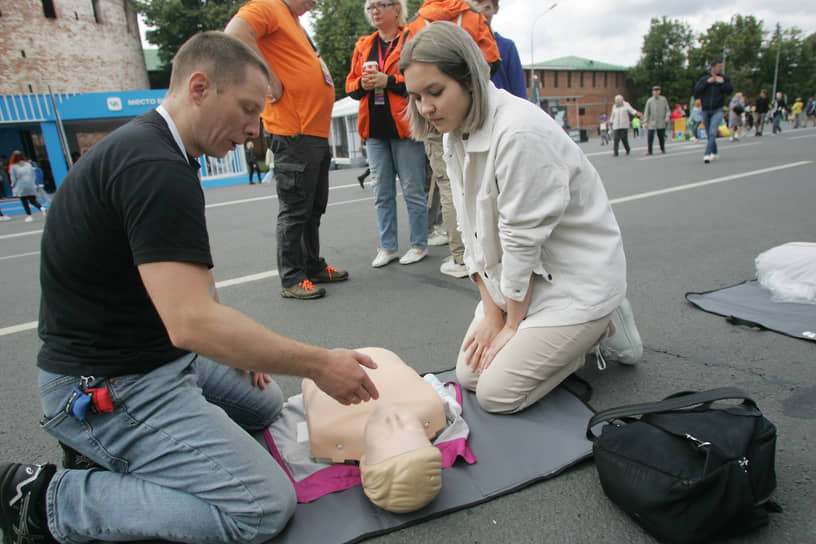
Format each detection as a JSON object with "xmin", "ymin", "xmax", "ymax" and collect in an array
[{"xmin": 364, "ymin": 0, "xmax": 407, "ymax": 27}]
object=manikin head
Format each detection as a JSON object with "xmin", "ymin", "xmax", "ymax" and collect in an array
[{"xmin": 359, "ymin": 403, "xmax": 442, "ymax": 513}]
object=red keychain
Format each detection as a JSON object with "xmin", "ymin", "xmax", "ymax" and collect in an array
[{"xmin": 85, "ymin": 388, "xmax": 114, "ymax": 413}]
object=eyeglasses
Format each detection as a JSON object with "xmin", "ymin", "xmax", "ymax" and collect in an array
[{"xmin": 365, "ymin": 2, "xmax": 397, "ymax": 12}]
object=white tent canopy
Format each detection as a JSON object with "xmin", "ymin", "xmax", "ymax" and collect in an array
[{"xmin": 329, "ymin": 97, "xmax": 363, "ymax": 165}]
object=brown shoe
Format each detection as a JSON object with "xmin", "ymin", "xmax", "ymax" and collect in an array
[
  {"xmin": 309, "ymin": 265, "xmax": 349, "ymax": 283},
  {"xmin": 281, "ymin": 280, "xmax": 326, "ymax": 299}
]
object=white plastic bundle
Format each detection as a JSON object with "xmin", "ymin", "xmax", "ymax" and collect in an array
[{"xmin": 755, "ymin": 242, "xmax": 816, "ymax": 304}]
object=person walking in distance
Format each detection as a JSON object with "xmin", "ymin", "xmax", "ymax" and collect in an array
[
  {"xmin": 693, "ymin": 59, "xmax": 732, "ymax": 163},
  {"xmin": 609, "ymin": 95, "xmax": 639, "ymax": 157},
  {"xmin": 642, "ymin": 85, "xmax": 670, "ymax": 154},
  {"xmin": 754, "ymin": 90, "xmax": 769, "ymax": 136},
  {"xmin": 244, "ymin": 140, "xmax": 262, "ymax": 184}
]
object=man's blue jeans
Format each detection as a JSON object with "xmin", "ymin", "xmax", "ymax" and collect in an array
[
  {"xmin": 366, "ymin": 137, "xmax": 428, "ymax": 253},
  {"xmin": 772, "ymin": 112, "xmax": 783, "ymax": 134},
  {"xmin": 39, "ymin": 354, "xmax": 295, "ymax": 543},
  {"xmin": 702, "ymin": 109, "xmax": 723, "ymax": 156}
]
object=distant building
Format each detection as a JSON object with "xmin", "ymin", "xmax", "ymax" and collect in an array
[
  {"xmin": 0, "ymin": 0, "xmax": 149, "ymax": 95},
  {"xmin": 525, "ymin": 56, "xmax": 632, "ymax": 138}
]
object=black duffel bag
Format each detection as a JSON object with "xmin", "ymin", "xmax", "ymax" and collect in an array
[{"xmin": 587, "ymin": 388, "xmax": 779, "ymax": 543}]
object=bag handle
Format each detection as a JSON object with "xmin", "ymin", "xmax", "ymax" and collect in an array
[{"xmin": 587, "ymin": 387, "xmax": 756, "ymax": 441}]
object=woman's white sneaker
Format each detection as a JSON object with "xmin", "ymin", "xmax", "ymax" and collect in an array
[
  {"xmin": 439, "ymin": 256, "xmax": 468, "ymax": 278},
  {"xmin": 399, "ymin": 248, "xmax": 427, "ymax": 265},
  {"xmin": 371, "ymin": 250, "xmax": 398, "ymax": 268},
  {"xmin": 599, "ymin": 298, "xmax": 643, "ymax": 365}
]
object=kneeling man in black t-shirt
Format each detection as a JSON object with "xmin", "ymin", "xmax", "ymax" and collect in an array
[{"xmin": 1, "ymin": 31, "xmax": 378, "ymax": 544}]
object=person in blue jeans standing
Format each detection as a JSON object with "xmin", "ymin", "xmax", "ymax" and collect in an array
[
  {"xmin": 345, "ymin": 0, "xmax": 428, "ymax": 269},
  {"xmin": 693, "ymin": 59, "xmax": 732, "ymax": 164},
  {"xmin": 0, "ymin": 32, "xmax": 379, "ymax": 544}
]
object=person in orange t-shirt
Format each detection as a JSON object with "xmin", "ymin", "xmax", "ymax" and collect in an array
[{"xmin": 226, "ymin": 0, "xmax": 348, "ymax": 300}]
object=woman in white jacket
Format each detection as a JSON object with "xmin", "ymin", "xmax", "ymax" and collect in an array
[
  {"xmin": 401, "ymin": 22, "xmax": 643, "ymax": 414},
  {"xmin": 609, "ymin": 95, "xmax": 640, "ymax": 156}
]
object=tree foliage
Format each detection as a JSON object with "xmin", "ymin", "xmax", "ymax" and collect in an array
[
  {"xmin": 630, "ymin": 14, "xmax": 815, "ymax": 108},
  {"xmin": 137, "ymin": 0, "xmax": 245, "ymax": 67},
  {"xmin": 628, "ymin": 17, "xmax": 694, "ymax": 108}
]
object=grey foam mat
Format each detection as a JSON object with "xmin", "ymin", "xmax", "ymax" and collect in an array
[
  {"xmin": 266, "ymin": 370, "xmax": 594, "ymax": 544},
  {"xmin": 686, "ymin": 280, "xmax": 816, "ymax": 342}
]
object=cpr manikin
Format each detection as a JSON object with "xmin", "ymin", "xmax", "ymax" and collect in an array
[
  {"xmin": 301, "ymin": 347, "xmax": 447, "ymax": 512},
  {"xmin": 302, "ymin": 347, "xmax": 446, "ymax": 462},
  {"xmin": 358, "ymin": 403, "xmax": 443, "ymax": 513}
]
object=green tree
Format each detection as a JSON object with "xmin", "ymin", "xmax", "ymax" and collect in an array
[
  {"xmin": 688, "ymin": 15, "xmax": 764, "ymax": 98},
  {"xmin": 758, "ymin": 26, "xmax": 812, "ymax": 102},
  {"xmin": 407, "ymin": 0, "xmax": 423, "ymax": 16},
  {"xmin": 628, "ymin": 17, "xmax": 695, "ymax": 108},
  {"xmin": 137, "ymin": 0, "xmax": 244, "ymax": 67}
]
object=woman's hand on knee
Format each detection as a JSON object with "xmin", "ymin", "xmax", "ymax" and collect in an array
[
  {"xmin": 480, "ymin": 327, "xmax": 516, "ymax": 372},
  {"xmin": 463, "ymin": 316, "xmax": 504, "ymax": 373}
]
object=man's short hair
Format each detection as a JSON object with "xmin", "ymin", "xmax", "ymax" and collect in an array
[{"xmin": 168, "ymin": 31, "xmax": 270, "ymax": 93}]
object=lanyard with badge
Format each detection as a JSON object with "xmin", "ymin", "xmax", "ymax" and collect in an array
[
  {"xmin": 280, "ymin": 0, "xmax": 333, "ymax": 86},
  {"xmin": 374, "ymin": 37, "xmax": 396, "ymax": 105}
]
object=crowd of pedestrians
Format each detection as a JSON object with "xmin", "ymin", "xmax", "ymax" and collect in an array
[{"xmin": 595, "ymin": 58, "xmax": 813, "ymax": 164}]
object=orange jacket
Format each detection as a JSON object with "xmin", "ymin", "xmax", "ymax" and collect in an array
[
  {"xmin": 405, "ymin": 0, "xmax": 500, "ymax": 70},
  {"xmin": 345, "ymin": 29, "xmax": 412, "ymax": 140}
]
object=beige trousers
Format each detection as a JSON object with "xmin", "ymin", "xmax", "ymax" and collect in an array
[
  {"xmin": 424, "ymin": 133, "xmax": 464, "ymax": 263},
  {"xmin": 456, "ymin": 313, "xmax": 612, "ymax": 414}
]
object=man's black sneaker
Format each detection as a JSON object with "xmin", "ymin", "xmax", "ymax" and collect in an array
[{"xmin": 0, "ymin": 463, "xmax": 57, "ymax": 544}]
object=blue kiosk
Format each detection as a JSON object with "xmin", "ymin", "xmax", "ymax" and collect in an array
[{"xmin": 1, "ymin": 89, "xmax": 251, "ymax": 215}]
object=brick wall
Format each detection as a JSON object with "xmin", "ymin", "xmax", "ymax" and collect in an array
[
  {"xmin": 0, "ymin": 0, "xmax": 149, "ymax": 94},
  {"xmin": 528, "ymin": 68, "xmax": 635, "ymax": 134}
]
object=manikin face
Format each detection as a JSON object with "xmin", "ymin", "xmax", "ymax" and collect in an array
[
  {"xmin": 473, "ymin": 0, "xmax": 497, "ymax": 23},
  {"xmin": 363, "ymin": 403, "xmax": 431, "ymax": 465},
  {"xmin": 191, "ymin": 66, "xmax": 267, "ymax": 158},
  {"xmin": 404, "ymin": 62, "xmax": 472, "ymax": 134}
]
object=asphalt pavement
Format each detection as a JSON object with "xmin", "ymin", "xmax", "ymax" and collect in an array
[{"xmin": 1, "ymin": 126, "xmax": 815, "ymax": 543}]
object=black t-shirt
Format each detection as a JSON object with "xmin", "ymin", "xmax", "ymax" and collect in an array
[{"xmin": 38, "ymin": 110, "xmax": 213, "ymax": 377}]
